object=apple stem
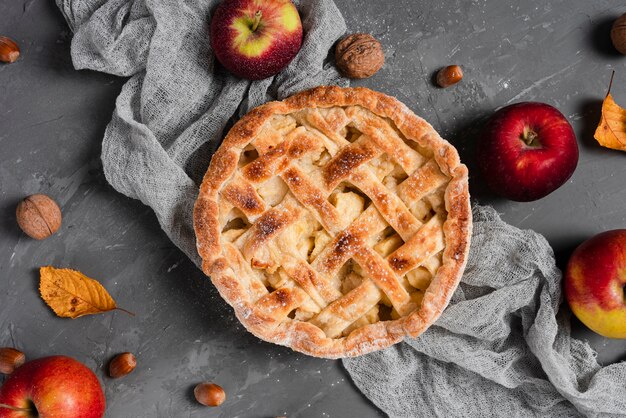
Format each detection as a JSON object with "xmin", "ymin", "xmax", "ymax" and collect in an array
[
  {"xmin": 0, "ymin": 403, "xmax": 32, "ymax": 413},
  {"xmin": 251, "ymin": 10, "xmax": 262, "ymax": 31},
  {"xmin": 522, "ymin": 128, "xmax": 539, "ymax": 147}
]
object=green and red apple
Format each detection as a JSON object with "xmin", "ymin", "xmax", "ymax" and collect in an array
[
  {"xmin": 565, "ymin": 230, "xmax": 626, "ymax": 339},
  {"xmin": 0, "ymin": 356, "xmax": 105, "ymax": 418},
  {"xmin": 211, "ymin": 0, "xmax": 303, "ymax": 80}
]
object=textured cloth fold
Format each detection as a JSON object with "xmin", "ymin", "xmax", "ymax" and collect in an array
[
  {"xmin": 55, "ymin": 1, "xmax": 626, "ymax": 416},
  {"xmin": 56, "ymin": 0, "xmax": 348, "ymax": 265},
  {"xmin": 343, "ymin": 206, "xmax": 626, "ymax": 418}
]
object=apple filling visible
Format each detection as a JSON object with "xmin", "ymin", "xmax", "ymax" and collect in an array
[{"xmin": 217, "ymin": 110, "xmax": 449, "ymax": 338}]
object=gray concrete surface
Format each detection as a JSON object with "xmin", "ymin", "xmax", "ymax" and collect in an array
[{"xmin": 1, "ymin": 0, "xmax": 625, "ymax": 416}]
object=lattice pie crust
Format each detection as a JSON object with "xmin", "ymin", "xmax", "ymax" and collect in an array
[{"xmin": 194, "ymin": 86, "xmax": 471, "ymax": 358}]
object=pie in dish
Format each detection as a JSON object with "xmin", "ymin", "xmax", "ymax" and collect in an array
[{"xmin": 194, "ymin": 86, "xmax": 471, "ymax": 358}]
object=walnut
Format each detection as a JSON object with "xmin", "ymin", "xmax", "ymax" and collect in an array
[
  {"xmin": 335, "ymin": 33, "xmax": 384, "ymax": 79},
  {"xmin": 16, "ymin": 194, "xmax": 62, "ymax": 240},
  {"xmin": 612, "ymin": 13, "xmax": 626, "ymax": 54}
]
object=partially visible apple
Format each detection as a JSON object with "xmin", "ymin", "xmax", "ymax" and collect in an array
[
  {"xmin": 211, "ymin": 0, "xmax": 303, "ymax": 80},
  {"xmin": 0, "ymin": 356, "xmax": 105, "ymax": 418},
  {"xmin": 565, "ymin": 230, "xmax": 626, "ymax": 339},
  {"xmin": 477, "ymin": 102, "xmax": 579, "ymax": 202}
]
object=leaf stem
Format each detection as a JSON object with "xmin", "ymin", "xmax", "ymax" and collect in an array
[
  {"xmin": 115, "ymin": 307, "xmax": 135, "ymax": 317},
  {"xmin": 607, "ymin": 69, "xmax": 615, "ymax": 97}
]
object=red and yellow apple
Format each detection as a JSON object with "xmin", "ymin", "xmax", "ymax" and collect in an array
[
  {"xmin": 210, "ymin": 0, "xmax": 303, "ymax": 80},
  {"xmin": 565, "ymin": 230, "xmax": 626, "ymax": 338},
  {"xmin": 477, "ymin": 102, "xmax": 579, "ymax": 202},
  {"xmin": 0, "ymin": 356, "xmax": 105, "ymax": 418}
]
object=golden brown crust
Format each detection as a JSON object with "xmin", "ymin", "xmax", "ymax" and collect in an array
[{"xmin": 193, "ymin": 86, "xmax": 471, "ymax": 358}]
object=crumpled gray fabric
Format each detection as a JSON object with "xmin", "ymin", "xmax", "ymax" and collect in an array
[
  {"xmin": 344, "ymin": 205, "xmax": 626, "ymax": 418},
  {"xmin": 55, "ymin": 0, "xmax": 348, "ymax": 265}
]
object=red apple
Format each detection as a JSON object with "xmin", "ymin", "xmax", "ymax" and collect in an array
[
  {"xmin": 0, "ymin": 356, "xmax": 105, "ymax": 418},
  {"xmin": 565, "ymin": 230, "xmax": 626, "ymax": 338},
  {"xmin": 477, "ymin": 102, "xmax": 579, "ymax": 201},
  {"xmin": 210, "ymin": 0, "xmax": 303, "ymax": 80}
]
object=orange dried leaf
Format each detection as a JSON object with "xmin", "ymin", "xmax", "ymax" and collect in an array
[
  {"xmin": 39, "ymin": 266, "xmax": 117, "ymax": 319},
  {"xmin": 594, "ymin": 73, "xmax": 626, "ymax": 151}
]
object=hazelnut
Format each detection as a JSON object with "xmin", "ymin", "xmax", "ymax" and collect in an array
[
  {"xmin": 194, "ymin": 382, "xmax": 226, "ymax": 407},
  {"xmin": 0, "ymin": 36, "xmax": 19, "ymax": 64},
  {"xmin": 612, "ymin": 13, "xmax": 626, "ymax": 54},
  {"xmin": 16, "ymin": 194, "xmax": 62, "ymax": 240},
  {"xmin": 436, "ymin": 65, "xmax": 463, "ymax": 88},
  {"xmin": 0, "ymin": 347, "xmax": 26, "ymax": 374},
  {"xmin": 335, "ymin": 33, "xmax": 384, "ymax": 79},
  {"xmin": 108, "ymin": 352, "xmax": 136, "ymax": 378}
]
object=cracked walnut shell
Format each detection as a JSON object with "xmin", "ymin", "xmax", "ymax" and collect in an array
[{"xmin": 335, "ymin": 33, "xmax": 384, "ymax": 79}]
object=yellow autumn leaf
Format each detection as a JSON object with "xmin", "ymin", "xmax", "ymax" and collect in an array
[
  {"xmin": 39, "ymin": 266, "xmax": 127, "ymax": 319},
  {"xmin": 594, "ymin": 72, "xmax": 626, "ymax": 151}
]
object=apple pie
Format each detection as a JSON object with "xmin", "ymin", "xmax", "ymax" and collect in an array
[{"xmin": 194, "ymin": 86, "xmax": 471, "ymax": 358}]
